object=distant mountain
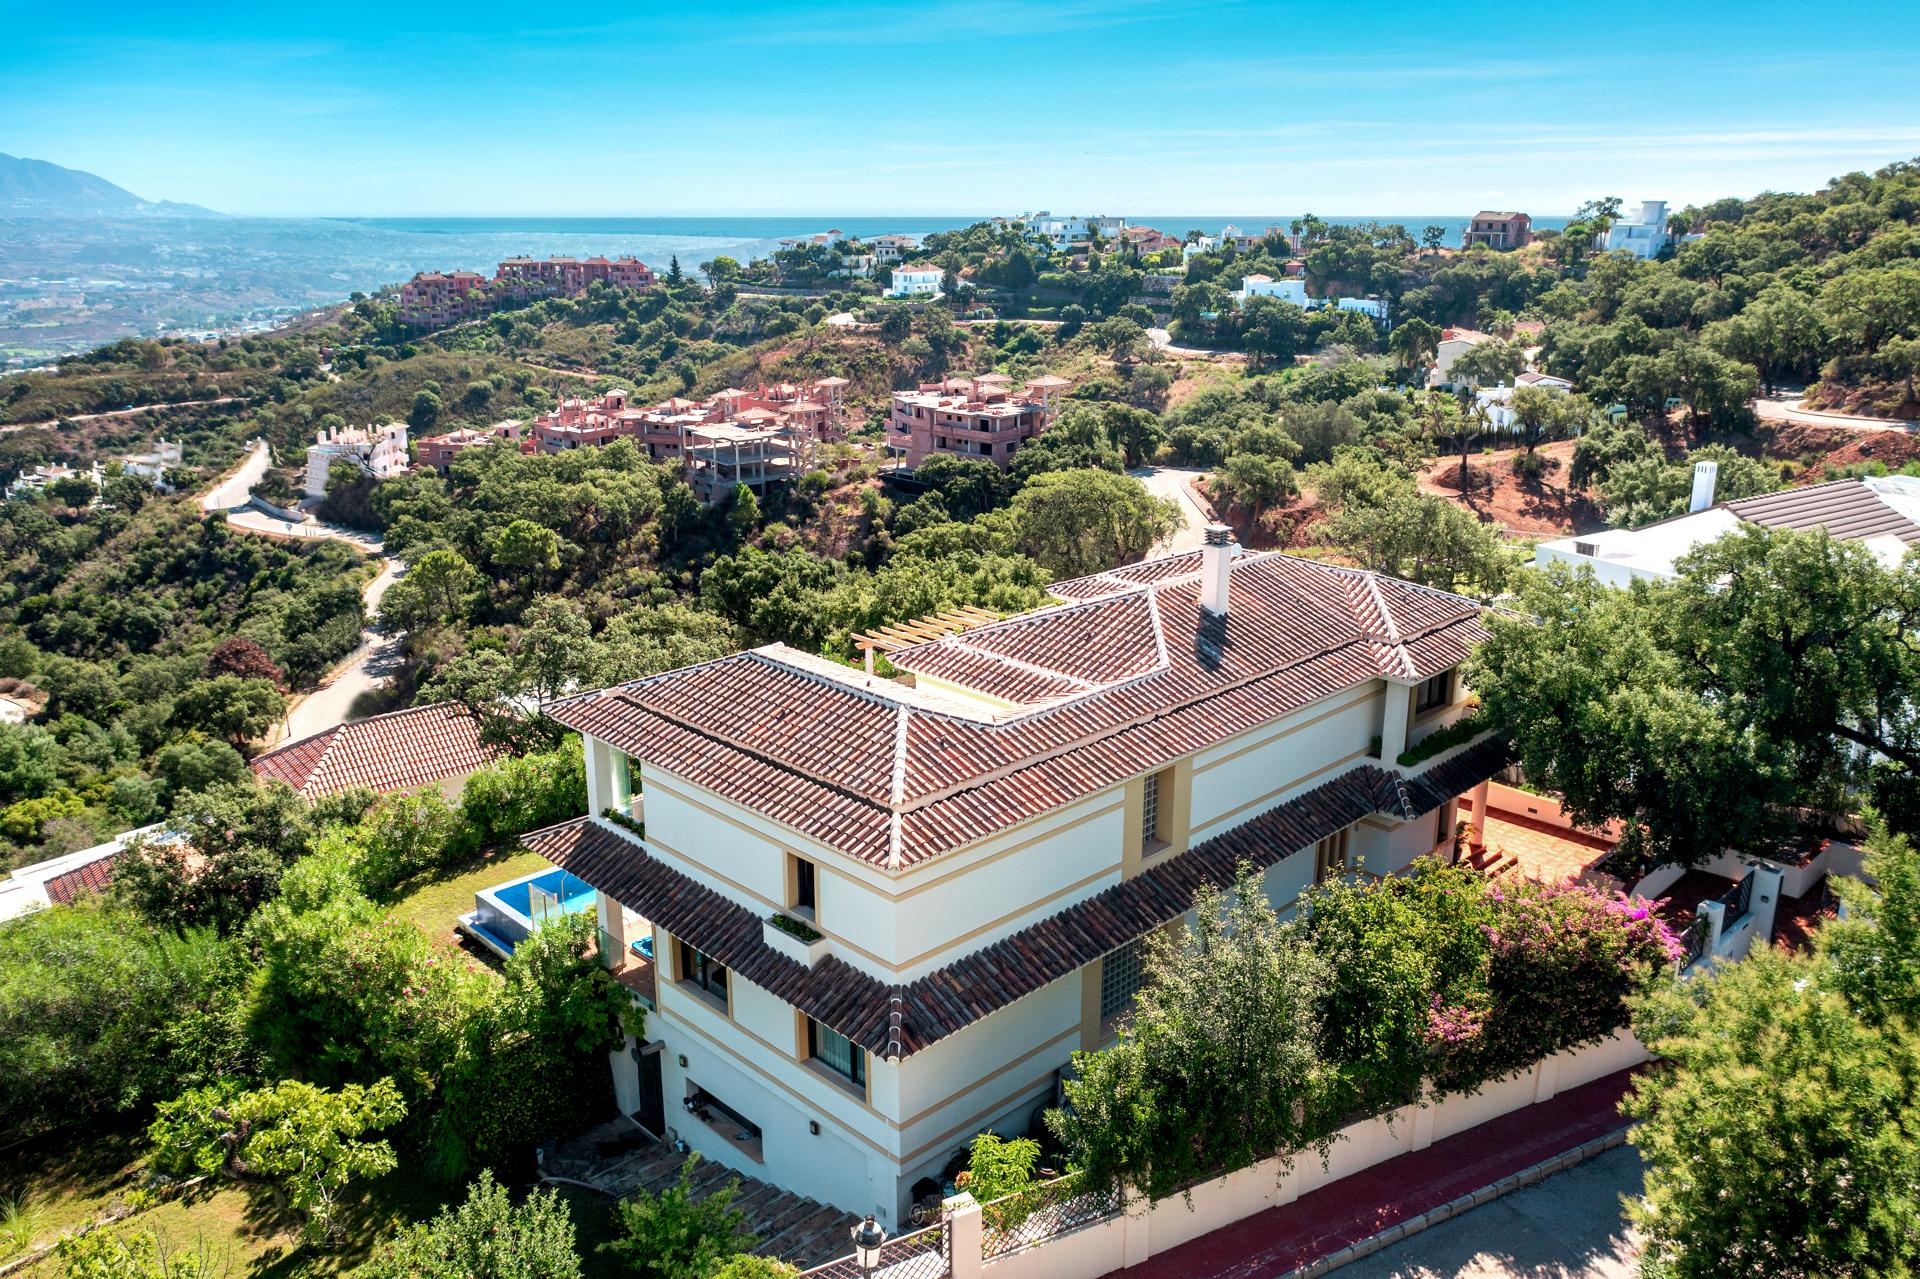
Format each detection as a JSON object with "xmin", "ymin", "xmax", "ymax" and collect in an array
[{"xmin": 0, "ymin": 153, "xmax": 219, "ymax": 217}]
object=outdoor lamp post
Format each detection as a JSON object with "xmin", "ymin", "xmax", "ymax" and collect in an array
[{"xmin": 852, "ymin": 1215, "xmax": 887, "ymax": 1277}]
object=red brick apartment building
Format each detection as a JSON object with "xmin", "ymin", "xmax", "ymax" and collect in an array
[
  {"xmin": 1462, "ymin": 212, "xmax": 1533, "ymax": 250},
  {"xmin": 399, "ymin": 256, "xmax": 658, "ymax": 328}
]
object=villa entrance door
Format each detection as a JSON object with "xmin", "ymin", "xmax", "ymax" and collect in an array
[{"xmin": 635, "ymin": 1041, "xmax": 666, "ymax": 1137}]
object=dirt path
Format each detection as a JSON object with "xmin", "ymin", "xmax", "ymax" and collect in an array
[
  {"xmin": 1417, "ymin": 441, "xmax": 1595, "ymax": 537},
  {"xmin": 2, "ymin": 395, "xmax": 247, "ymax": 435}
]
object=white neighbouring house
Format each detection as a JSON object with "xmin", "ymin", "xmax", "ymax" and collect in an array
[
  {"xmin": 4, "ymin": 460, "xmax": 103, "ymax": 500},
  {"xmin": 527, "ymin": 531, "xmax": 1507, "ymax": 1230},
  {"xmin": 1535, "ymin": 469, "xmax": 1920, "ymax": 586},
  {"xmin": 1235, "ymin": 273, "xmax": 1308, "ymax": 307},
  {"xmin": 1235, "ymin": 275, "xmax": 1389, "ymax": 324},
  {"xmin": 303, "ymin": 422, "xmax": 409, "ymax": 499},
  {"xmin": 1430, "ymin": 326, "xmax": 1495, "ymax": 387},
  {"xmin": 1603, "ymin": 200, "xmax": 1673, "ymax": 260},
  {"xmin": 887, "ymin": 264, "xmax": 945, "ymax": 299},
  {"xmin": 120, "ymin": 439, "xmax": 184, "ymax": 486},
  {"xmin": 1026, "ymin": 213, "xmax": 1127, "ymax": 251}
]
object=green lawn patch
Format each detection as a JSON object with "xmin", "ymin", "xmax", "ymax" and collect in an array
[
  {"xmin": 8, "ymin": 1128, "xmax": 466, "ymax": 1279},
  {"xmin": 383, "ymin": 846, "xmax": 555, "ymax": 945}
]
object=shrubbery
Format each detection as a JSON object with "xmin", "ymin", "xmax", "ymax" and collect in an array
[
  {"xmin": 358, "ymin": 1172, "xmax": 581, "ymax": 1279},
  {"xmin": 1054, "ymin": 860, "xmax": 1678, "ymax": 1201},
  {"xmin": 599, "ymin": 1156, "xmax": 757, "ymax": 1279}
]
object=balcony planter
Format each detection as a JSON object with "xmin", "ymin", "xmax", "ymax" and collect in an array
[{"xmin": 763, "ymin": 914, "xmax": 829, "ymax": 967}]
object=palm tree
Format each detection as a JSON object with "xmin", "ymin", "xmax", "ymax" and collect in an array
[{"xmin": 1388, "ymin": 319, "xmax": 1439, "ymax": 385}]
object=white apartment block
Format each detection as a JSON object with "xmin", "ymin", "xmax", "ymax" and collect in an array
[{"xmin": 529, "ymin": 533, "xmax": 1506, "ymax": 1230}]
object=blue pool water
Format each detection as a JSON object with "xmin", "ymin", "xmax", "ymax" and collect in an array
[{"xmin": 491, "ymin": 869, "xmax": 597, "ymax": 920}]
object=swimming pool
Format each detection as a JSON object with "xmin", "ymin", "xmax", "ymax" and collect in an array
[
  {"xmin": 463, "ymin": 866, "xmax": 599, "ymax": 957},
  {"xmin": 491, "ymin": 868, "xmax": 597, "ymax": 920}
]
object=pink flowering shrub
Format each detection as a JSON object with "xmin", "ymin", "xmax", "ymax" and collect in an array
[{"xmin": 1426, "ymin": 878, "xmax": 1680, "ymax": 1092}]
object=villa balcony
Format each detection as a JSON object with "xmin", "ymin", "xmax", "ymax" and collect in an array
[{"xmin": 598, "ymin": 905, "xmax": 657, "ymax": 1010}]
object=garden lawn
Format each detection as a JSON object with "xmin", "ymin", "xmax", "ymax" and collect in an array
[
  {"xmin": 5, "ymin": 1130, "xmax": 455, "ymax": 1279},
  {"xmin": 7, "ymin": 1121, "xmax": 622, "ymax": 1275},
  {"xmin": 384, "ymin": 846, "xmax": 554, "ymax": 949}
]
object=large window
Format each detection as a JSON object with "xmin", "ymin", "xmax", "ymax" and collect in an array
[
  {"xmin": 1415, "ymin": 671, "xmax": 1453, "ymax": 714},
  {"xmin": 1138, "ymin": 767, "xmax": 1174, "ymax": 856},
  {"xmin": 790, "ymin": 854, "xmax": 817, "ymax": 917},
  {"xmin": 1100, "ymin": 939, "xmax": 1145, "ymax": 1021},
  {"xmin": 675, "ymin": 939, "xmax": 728, "ymax": 1005},
  {"xmin": 807, "ymin": 1018, "xmax": 866, "ymax": 1088}
]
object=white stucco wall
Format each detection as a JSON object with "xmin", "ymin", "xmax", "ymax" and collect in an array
[{"xmin": 1189, "ymin": 685, "xmax": 1378, "ymax": 841}]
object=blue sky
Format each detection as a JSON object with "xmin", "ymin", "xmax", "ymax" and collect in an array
[{"xmin": 4, "ymin": 0, "xmax": 1918, "ymax": 217}]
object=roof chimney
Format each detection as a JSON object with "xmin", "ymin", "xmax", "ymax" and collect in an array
[
  {"xmin": 1689, "ymin": 459, "xmax": 1719, "ymax": 513},
  {"xmin": 1200, "ymin": 524, "xmax": 1235, "ymax": 615}
]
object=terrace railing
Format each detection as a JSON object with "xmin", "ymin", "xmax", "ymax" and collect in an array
[
  {"xmin": 1679, "ymin": 914, "xmax": 1712, "ymax": 969},
  {"xmin": 799, "ymin": 1222, "xmax": 948, "ymax": 1279},
  {"xmin": 1720, "ymin": 870, "xmax": 1755, "ymax": 927},
  {"xmin": 979, "ymin": 1171, "xmax": 1122, "ymax": 1260}
]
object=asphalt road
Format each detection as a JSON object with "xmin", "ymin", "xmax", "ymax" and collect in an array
[
  {"xmin": 192, "ymin": 438, "xmax": 402, "ymax": 747},
  {"xmin": 1751, "ymin": 392, "xmax": 1913, "ymax": 433},
  {"xmin": 1334, "ymin": 1145, "xmax": 1643, "ymax": 1279},
  {"xmin": 198, "ymin": 437, "xmax": 272, "ymax": 510},
  {"xmin": 1132, "ymin": 465, "xmax": 1213, "ymax": 553}
]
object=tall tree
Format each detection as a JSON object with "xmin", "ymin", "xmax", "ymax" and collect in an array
[
  {"xmin": 1049, "ymin": 868, "xmax": 1329, "ymax": 1202},
  {"xmin": 1472, "ymin": 527, "xmax": 1920, "ymax": 866},
  {"xmin": 1008, "ymin": 469, "xmax": 1179, "ymax": 578}
]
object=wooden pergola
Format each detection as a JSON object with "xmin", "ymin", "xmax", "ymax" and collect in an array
[{"xmin": 853, "ymin": 605, "xmax": 1002, "ymax": 673}]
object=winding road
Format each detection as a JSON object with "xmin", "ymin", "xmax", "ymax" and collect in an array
[
  {"xmin": 197, "ymin": 439, "xmax": 404, "ymax": 747},
  {"xmin": 1133, "ymin": 465, "xmax": 1214, "ymax": 553},
  {"xmin": 1752, "ymin": 392, "xmax": 1913, "ymax": 433}
]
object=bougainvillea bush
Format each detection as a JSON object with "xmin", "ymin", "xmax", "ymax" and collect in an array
[
  {"xmin": 1425, "ymin": 877, "xmax": 1681, "ymax": 1093},
  {"xmin": 1299, "ymin": 861, "xmax": 1677, "ymax": 1106}
]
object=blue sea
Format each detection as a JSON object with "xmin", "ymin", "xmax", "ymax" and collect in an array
[{"xmin": 330, "ymin": 213, "xmax": 1575, "ymax": 271}]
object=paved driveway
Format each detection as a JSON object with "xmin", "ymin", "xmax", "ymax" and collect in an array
[
  {"xmin": 1336, "ymin": 1145, "xmax": 1642, "ymax": 1279},
  {"xmin": 1133, "ymin": 465, "xmax": 1213, "ymax": 553}
]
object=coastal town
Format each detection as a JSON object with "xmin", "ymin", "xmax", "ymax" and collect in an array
[{"xmin": 5, "ymin": 12, "xmax": 1920, "ymax": 1269}]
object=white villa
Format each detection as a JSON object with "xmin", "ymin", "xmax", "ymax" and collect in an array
[
  {"xmin": 1236, "ymin": 274, "xmax": 1308, "ymax": 306},
  {"xmin": 1603, "ymin": 200, "xmax": 1672, "ymax": 260},
  {"xmin": 527, "ymin": 531, "xmax": 1506, "ymax": 1229},
  {"xmin": 1536, "ymin": 469, "xmax": 1920, "ymax": 586},
  {"xmin": 1236, "ymin": 275, "xmax": 1389, "ymax": 324},
  {"xmin": 887, "ymin": 265, "xmax": 944, "ymax": 299},
  {"xmin": 303, "ymin": 422, "xmax": 409, "ymax": 499},
  {"xmin": 1026, "ymin": 213, "xmax": 1127, "ymax": 251},
  {"xmin": 120, "ymin": 438, "xmax": 183, "ymax": 486}
]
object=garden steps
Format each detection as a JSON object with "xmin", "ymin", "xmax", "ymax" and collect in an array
[
  {"xmin": 761, "ymin": 1203, "xmax": 864, "ymax": 1269},
  {"xmin": 557, "ymin": 1126, "xmax": 860, "ymax": 1270}
]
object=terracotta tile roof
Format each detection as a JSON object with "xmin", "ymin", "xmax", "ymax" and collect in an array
[
  {"xmin": 525, "ymin": 737, "xmax": 1507, "ymax": 1059},
  {"xmin": 548, "ymin": 552, "xmax": 1487, "ymax": 866},
  {"xmin": 43, "ymin": 850, "xmax": 123, "ymax": 904},
  {"xmin": 249, "ymin": 702, "xmax": 502, "ymax": 800}
]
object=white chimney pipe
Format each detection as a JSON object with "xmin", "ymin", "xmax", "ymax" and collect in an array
[
  {"xmin": 1200, "ymin": 524, "xmax": 1235, "ymax": 615},
  {"xmin": 1689, "ymin": 460, "xmax": 1719, "ymax": 513}
]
